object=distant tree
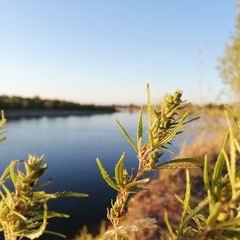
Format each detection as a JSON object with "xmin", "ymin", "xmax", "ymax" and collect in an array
[{"xmin": 218, "ymin": 10, "xmax": 240, "ymax": 102}]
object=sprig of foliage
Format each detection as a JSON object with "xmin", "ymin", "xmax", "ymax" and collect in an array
[
  {"xmin": 161, "ymin": 105, "xmax": 240, "ymax": 239},
  {"xmin": 96, "ymin": 84, "xmax": 200, "ymax": 239},
  {"xmin": 0, "ymin": 111, "xmax": 88, "ymax": 240}
]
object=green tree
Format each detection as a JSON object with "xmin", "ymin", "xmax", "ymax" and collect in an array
[{"xmin": 218, "ymin": 11, "xmax": 240, "ymax": 102}]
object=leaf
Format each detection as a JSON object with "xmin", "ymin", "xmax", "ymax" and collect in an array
[
  {"xmin": 224, "ymin": 104, "xmax": 240, "ymax": 134},
  {"xmin": 44, "ymin": 230, "xmax": 67, "ymax": 238},
  {"xmin": 203, "ymin": 155, "xmax": 213, "ymax": 212},
  {"xmin": 146, "ymin": 83, "xmax": 153, "ymax": 129},
  {"xmin": 178, "ymin": 197, "xmax": 209, "ymax": 233},
  {"xmin": 2, "ymin": 184, "xmax": 14, "ymax": 208},
  {"xmin": 125, "ymin": 178, "xmax": 149, "ymax": 191},
  {"xmin": 37, "ymin": 211, "xmax": 69, "ymax": 219},
  {"xmin": 158, "ymin": 111, "xmax": 188, "ymax": 146},
  {"xmin": 177, "ymin": 169, "xmax": 191, "ymax": 238},
  {"xmin": 163, "ymin": 211, "xmax": 176, "ymax": 238},
  {"xmin": 10, "ymin": 160, "xmax": 17, "ymax": 186},
  {"xmin": 0, "ymin": 110, "xmax": 7, "ymax": 142},
  {"xmin": 54, "ymin": 191, "xmax": 89, "ymax": 198},
  {"xmin": 0, "ymin": 164, "xmax": 11, "ymax": 185},
  {"xmin": 137, "ymin": 106, "xmax": 143, "ymax": 151},
  {"xmin": 115, "ymin": 118, "xmax": 138, "ymax": 152},
  {"xmin": 96, "ymin": 158, "xmax": 119, "ymax": 191},
  {"xmin": 115, "ymin": 153, "xmax": 125, "ymax": 189},
  {"xmin": 0, "ymin": 110, "xmax": 6, "ymax": 128},
  {"xmin": 182, "ymin": 116, "xmax": 201, "ymax": 125},
  {"xmin": 212, "ymin": 131, "xmax": 230, "ymax": 201},
  {"xmin": 157, "ymin": 158, "xmax": 211, "ymax": 168},
  {"xmin": 23, "ymin": 201, "xmax": 48, "ymax": 239}
]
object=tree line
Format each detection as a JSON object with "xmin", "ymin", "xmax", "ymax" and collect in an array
[{"xmin": 0, "ymin": 95, "xmax": 115, "ymax": 111}]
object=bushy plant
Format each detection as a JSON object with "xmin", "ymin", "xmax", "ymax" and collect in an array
[
  {"xmin": 0, "ymin": 111, "xmax": 88, "ymax": 240},
  {"xmin": 92, "ymin": 85, "xmax": 240, "ymax": 239}
]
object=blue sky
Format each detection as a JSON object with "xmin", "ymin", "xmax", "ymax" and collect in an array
[{"xmin": 0, "ymin": 1, "xmax": 237, "ymax": 105}]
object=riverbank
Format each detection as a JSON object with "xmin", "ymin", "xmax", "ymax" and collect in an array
[{"xmin": 3, "ymin": 109, "xmax": 117, "ymax": 119}]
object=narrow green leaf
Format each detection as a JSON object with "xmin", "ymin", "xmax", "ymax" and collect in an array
[
  {"xmin": 0, "ymin": 136, "xmax": 6, "ymax": 142},
  {"xmin": 177, "ymin": 169, "xmax": 191, "ymax": 238},
  {"xmin": 163, "ymin": 211, "xmax": 177, "ymax": 238},
  {"xmin": 212, "ymin": 131, "xmax": 230, "ymax": 201},
  {"xmin": 0, "ymin": 110, "xmax": 7, "ymax": 142},
  {"xmin": 0, "ymin": 164, "xmax": 11, "ymax": 185},
  {"xmin": 224, "ymin": 104, "xmax": 240, "ymax": 134},
  {"xmin": 2, "ymin": 184, "xmax": 14, "ymax": 208},
  {"xmin": 96, "ymin": 158, "xmax": 119, "ymax": 191},
  {"xmin": 222, "ymin": 149, "xmax": 232, "ymax": 186},
  {"xmin": 148, "ymin": 128, "xmax": 154, "ymax": 149},
  {"xmin": 54, "ymin": 191, "xmax": 89, "ymax": 198},
  {"xmin": 158, "ymin": 158, "xmax": 211, "ymax": 168},
  {"xmin": 225, "ymin": 110, "xmax": 237, "ymax": 185},
  {"xmin": 44, "ymin": 230, "xmax": 67, "ymax": 238},
  {"xmin": 24, "ymin": 201, "xmax": 48, "ymax": 239},
  {"xmin": 156, "ymin": 165, "xmax": 185, "ymax": 170},
  {"xmin": 115, "ymin": 153, "xmax": 125, "ymax": 189},
  {"xmin": 137, "ymin": 106, "xmax": 143, "ymax": 151},
  {"xmin": 10, "ymin": 160, "xmax": 17, "ymax": 186},
  {"xmin": 158, "ymin": 111, "xmax": 188, "ymax": 146},
  {"xmin": 125, "ymin": 178, "xmax": 149, "ymax": 191},
  {"xmin": 179, "ymin": 197, "xmax": 209, "ymax": 233},
  {"xmin": 115, "ymin": 118, "xmax": 138, "ymax": 152},
  {"xmin": 203, "ymin": 155, "xmax": 213, "ymax": 213},
  {"xmin": 146, "ymin": 83, "xmax": 153, "ymax": 129},
  {"xmin": 182, "ymin": 116, "xmax": 201, "ymax": 125},
  {"xmin": 37, "ymin": 211, "xmax": 69, "ymax": 219},
  {"xmin": 174, "ymin": 193, "xmax": 203, "ymax": 230}
]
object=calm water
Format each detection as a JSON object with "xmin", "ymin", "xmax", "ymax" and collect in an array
[{"xmin": 0, "ymin": 111, "xmax": 183, "ymax": 239}]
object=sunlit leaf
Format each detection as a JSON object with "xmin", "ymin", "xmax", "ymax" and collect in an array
[
  {"xmin": 44, "ymin": 230, "xmax": 67, "ymax": 238},
  {"xmin": 23, "ymin": 201, "xmax": 48, "ymax": 239},
  {"xmin": 115, "ymin": 118, "xmax": 137, "ymax": 152},
  {"xmin": 163, "ymin": 211, "xmax": 177, "ymax": 238},
  {"xmin": 115, "ymin": 153, "xmax": 125, "ymax": 189},
  {"xmin": 179, "ymin": 197, "xmax": 209, "ymax": 232},
  {"xmin": 158, "ymin": 111, "xmax": 188, "ymax": 146},
  {"xmin": 125, "ymin": 178, "xmax": 149, "ymax": 191},
  {"xmin": 137, "ymin": 106, "xmax": 143, "ymax": 151},
  {"xmin": 157, "ymin": 157, "xmax": 210, "ymax": 168},
  {"xmin": 146, "ymin": 83, "xmax": 153, "ymax": 129},
  {"xmin": 54, "ymin": 191, "xmax": 88, "ymax": 198},
  {"xmin": 177, "ymin": 169, "xmax": 191, "ymax": 238},
  {"xmin": 37, "ymin": 211, "xmax": 69, "ymax": 219},
  {"xmin": 96, "ymin": 158, "xmax": 119, "ymax": 191}
]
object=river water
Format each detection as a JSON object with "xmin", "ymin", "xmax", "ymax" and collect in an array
[{"xmin": 0, "ymin": 110, "xmax": 184, "ymax": 239}]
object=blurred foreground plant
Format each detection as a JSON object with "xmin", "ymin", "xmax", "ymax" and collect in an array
[
  {"xmin": 95, "ymin": 84, "xmax": 240, "ymax": 240},
  {"xmin": 0, "ymin": 110, "xmax": 88, "ymax": 240},
  {"xmin": 161, "ymin": 105, "xmax": 240, "ymax": 240}
]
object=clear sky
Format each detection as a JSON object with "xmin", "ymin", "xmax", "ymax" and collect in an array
[{"xmin": 0, "ymin": 1, "xmax": 238, "ymax": 105}]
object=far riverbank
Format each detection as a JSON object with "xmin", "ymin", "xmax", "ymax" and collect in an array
[{"xmin": 3, "ymin": 109, "xmax": 117, "ymax": 119}]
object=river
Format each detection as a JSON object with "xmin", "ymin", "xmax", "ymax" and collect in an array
[{"xmin": 0, "ymin": 110, "xmax": 183, "ymax": 239}]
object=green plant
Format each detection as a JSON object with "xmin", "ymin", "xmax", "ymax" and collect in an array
[
  {"xmin": 96, "ymin": 84, "xmax": 200, "ymax": 240},
  {"xmin": 95, "ymin": 84, "xmax": 240, "ymax": 240},
  {"xmin": 0, "ymin": 111, "xmax": 88, "ymax": 240}
]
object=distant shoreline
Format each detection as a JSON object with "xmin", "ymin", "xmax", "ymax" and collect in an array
[{"xmin": 3, "ymin": 109, "xmax": 117, "ymax": 119}]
